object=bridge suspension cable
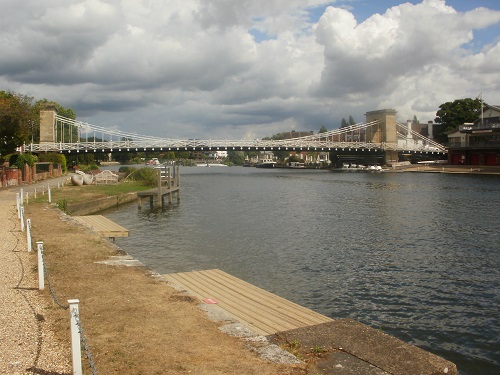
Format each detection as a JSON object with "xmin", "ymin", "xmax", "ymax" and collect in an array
[{"xmin": 24, "ymin": 115, "xmax": 446, "ymax": 154}]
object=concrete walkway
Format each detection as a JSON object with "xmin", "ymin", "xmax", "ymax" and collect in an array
[{"xmin": 0, "ymin": 179, "xmax": 71, "ymax": 374}]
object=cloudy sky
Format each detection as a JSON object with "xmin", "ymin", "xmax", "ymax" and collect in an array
[{"xmin": 1, "ymin": 0, "xmax": 500, "ymax": 140}]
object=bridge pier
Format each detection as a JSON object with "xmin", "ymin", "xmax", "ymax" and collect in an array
[
  {"xmin": 40, "ymin": 104, "xmax": 57, "ymax": 143},
  {"xmin": 365, "ymin": 109, "xmax": 398, "ymax": 165}
]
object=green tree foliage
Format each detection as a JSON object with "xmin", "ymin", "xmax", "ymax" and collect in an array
[
  {"xmin": 227, "ymin": 150, "xmax": 245, "ymax": 165},
  {"xmin": 127, "ymin": 167, "xmax": 157, "ymax": 187},
  {"xmin": 340, "ymin": 118, "xmax": 347, "ymax": 128},
  {"xmin": 273, "ymin": 150, "xmax": 289, "ymax": 162},
  {"xmin": 434, "ymin": 98, "xmax": 482, "ymax": 143},
  {"xmin": 0, "ymin": 91, "xmax": 37, "ymax": 156},
  {"xmin": 9, "ymin": 153, "xmax": 38, "ymax": 168},
  {"xmin": 38, "ymin": 152, "xmax": 67, "ymax": 171},
  {"xmin": 35, "ymin": 99, "xmax": 75, "ymax": 120},
  {"xmin": 348, "ymin": 115, "xmax": 355, "ymax": 125},
  {"xmin": 0, "ymin": 91, "xmax": 76, "ymax": 156},
  {"xmin": 319, "ymin": 125, "xmax": 328, "ymax": 133}
]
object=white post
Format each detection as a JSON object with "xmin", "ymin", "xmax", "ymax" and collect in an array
[
  {"xmin": 34, "ymin": 188, "xmax": 37, "ymax": 199},
  {"xmin": 20, "ymin": 206, "xmax": 25, "ymax": 232},
  {"xmin": 20, "ymin": 188, "xmax": 24, "ymax": 206},
  {"xmin": 48, "ymin": 185, "xmax": 52, "ymax": 203},
  {"xmin": 26, "ymin": 219, "xmax": 32, "ymax": 252},
  {"xmin": 37, "ymin": 241, "xmax": 44, "ymax": 290},
  {"xmin": 16, "ymin": 193, "xmax": 21, "ymax": 218},
  {"xmin": 25, "ymin": 192, "xmax": 29, "ymax": 204},
  {"xmin": 68, "ymin": 299, "xmax": 83, "ymax": 375}
]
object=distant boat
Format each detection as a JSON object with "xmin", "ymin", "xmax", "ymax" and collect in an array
[
  {"xmin": 255, "ymin": 159, "xmax": 276, "ymax": 168},
  {"xmin": 288, "ymin": 162, "xmax": 305, "ymax": 169},
  {"xmin": 196, "ymin": 163, "xmax": 228, "ymax": 167}
]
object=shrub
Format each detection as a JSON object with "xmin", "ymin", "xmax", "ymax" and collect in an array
[
  {"xmin": 78, "ymin": 164, "xmax": 100, "ymax": 173},
  {"xmin": 38, "ymin": 153, "xmax": 67, "ymax": 172},
  {"xmin": 10, "ymin": 153, "xmax": 38, "ymax": 168},
  {"xmin": 127, "ymin": 167, "xmax": 157, "ymax": 187},
  {"xmin": 119, "ymin": 166, "xmax": 136, "ymax": 174}
]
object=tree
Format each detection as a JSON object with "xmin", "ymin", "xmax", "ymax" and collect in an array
[
  {"xmin": 319, "ymin": 125, "xmax": 328, "ymax": 133},
  {"xmin": 227, "ymin": 150, "xmax": 245, "ymax": 165},
  {"xmin": 434, "ymin": 98, "xmax": 482, "ymax": 143},
  {"xmin": 340, "ymin": 118, "xmax": 347, "ymax": 128},
  {"xmin": 348, "ymin": 115, "xmax": 355, "ymax": 125},
  {"xmin": 413, "ymin": 115, "xmax": 418, "ymax": 124},
  {"xmin": 0, "ymin": 91, "xmax": 37, "ymax": 156}
]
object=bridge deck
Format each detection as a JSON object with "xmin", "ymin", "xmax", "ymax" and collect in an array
[
  {"xmin": 73, "ymin": 215, "xmax": 129, "ymax": 238},
  {"xmin": 163, "ymin": 269, "xmax": 332, "ymax": 336}
]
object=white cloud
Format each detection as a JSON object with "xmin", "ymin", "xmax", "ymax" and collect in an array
[{"xmin": 0, "ymin": 0, "xmax": 499, "ymax": 138}]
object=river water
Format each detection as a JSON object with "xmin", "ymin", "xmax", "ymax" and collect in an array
[{"xmin": 103, "ymin": 166, "xmax": 499, "ymax": 374}]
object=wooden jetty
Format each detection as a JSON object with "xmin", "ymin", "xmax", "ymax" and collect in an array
[
  {"xmin": 137, "ymin": 165, "xmax": 180, "ymax": 208},
  {"xmin": 73, "ymin": 215, "xmax": 129, "ymax": 239},
  {"xmin": 164, "ymin": 269, "xmax": 458, "ymax": 374},
  {"xmin": 163, "ymin": 269, "xmax": 332, "ymax": 336}
]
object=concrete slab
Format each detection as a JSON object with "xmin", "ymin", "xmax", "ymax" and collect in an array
[
  {"xmin": 95, "ymin": 255, "xmax": 144, "ymax": 267},
  {"xmin": 268, "ymin": 320, "xmax": 457, "ymax": 375}
]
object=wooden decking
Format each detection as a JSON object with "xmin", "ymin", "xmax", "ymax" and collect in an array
[
  {"xmin": 73, "ymin": 215, "xmax": 129, "ymax": 238},
  {"xmin": 163, "ymin": 269, "xmax": 332, "ymax": 336},
  {"xmin": 137, "ymin": 165, "xmax": 180, "ymax": 208}
]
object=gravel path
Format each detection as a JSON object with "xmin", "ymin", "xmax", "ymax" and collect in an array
[{"xmin": 0, "ymin": 183, "xmax": 72, "ymax": 375}]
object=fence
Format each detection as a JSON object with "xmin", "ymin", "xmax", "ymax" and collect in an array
[{"xmin": 17, "ymin": 186, "xmax": 98, "ymax": 375}]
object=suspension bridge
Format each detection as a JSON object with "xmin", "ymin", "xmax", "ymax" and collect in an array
[{"xmin": 24, "ymin": 107, "xmax": 446, "ymax": 163}]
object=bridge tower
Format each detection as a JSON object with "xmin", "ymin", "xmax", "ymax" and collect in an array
[
  {"xmin": 365, "ymin": 109, "xmax": 398, "ymax": 164},
  {"xmin": 40, "ymin": 104, "xmax": 57, "ymax": 143}
]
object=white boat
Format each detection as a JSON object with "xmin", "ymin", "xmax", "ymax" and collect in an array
[
  {"xmin": 288, "ymin": 162, "xmax": 305, "ymax": 169},
  {"xmin": 255, "ymin": 159, "xmax": 276, "ymax": 168},
  {"xmin": 71, "ymin": 174, "xmax": 84, "ymax": 186}
]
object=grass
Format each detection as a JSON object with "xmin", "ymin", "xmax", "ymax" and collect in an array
[
  {"xmin": 31, "ymin": 180, "xmax": 152, "ymax": 205},
  {"xmin": 23, "ymin": 201, "xmax": 303, "ymax": 374}
]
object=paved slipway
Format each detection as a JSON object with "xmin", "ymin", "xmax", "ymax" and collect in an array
[{"xmin": 0, "ymin": 179, "xmax": 72, "ymax": 374}]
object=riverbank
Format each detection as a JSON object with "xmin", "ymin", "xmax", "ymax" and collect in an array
[
  {"xmin": 1, "ymin": 182, "xmax": 304, "ymax": 374},
  {"xmin": 396, "ymin": 164, "xmax": 500, "ymax": 175}
]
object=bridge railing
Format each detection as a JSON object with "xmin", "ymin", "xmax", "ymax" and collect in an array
[
  {"xmin": 25, "ymin": 115, "xmax": 447, "ymax": 154},
  {"xmin": 24, "ymin": 140, "xmax": 391, "ymax": 153}
]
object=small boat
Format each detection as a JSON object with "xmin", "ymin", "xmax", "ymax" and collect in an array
[
  {"xmin": 71, "ymin": 174, "xmax": 84, "ymax": 186},
  {"xmin": 288, "ymin": 162, "xmax": 305, "ymax": 169},
  {"xmin": 255, "ymin": 159, "xmax": 276, "ymax": 168}
]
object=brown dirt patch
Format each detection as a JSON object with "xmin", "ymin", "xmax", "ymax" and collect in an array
[{"xmin": 24, "ymin": 202, "xmax": 306, "ymax": 374}]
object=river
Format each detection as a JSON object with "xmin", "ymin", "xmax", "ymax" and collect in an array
[{"xmin": 102, "ymin": 166, "xmax": 499, "ymax": 375}]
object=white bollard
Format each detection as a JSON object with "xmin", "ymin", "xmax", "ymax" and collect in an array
[
  {"xmin": 34, "ymin": 188, "xmax": 37, "ymax": 199},
  {"xmin": 48, "ymin": 185, "xmax": 52, "ymax": 203},
  {"xmin": 37, "ymin": 241, "xmax": 44, "ymax": 290},
  {"xmin": 16, "ymin": 193, "xmax": 21, "ymax": 218},
  {"xmin": 20, "ymin": 188, "xmax": 24, "ymax": 206},
  {"xmin": 25, "ymin": 192, "xmax": 29, "ymax": 204},
  {"xmin": 26, "ymin": 219, "xmax": 32, "ymax": 252},
  {"xmin": 20, "ymin": 206, "xmax": 25, "ymax": 232},
  {"xmin": 68, "ymin": 299, "xmax": 83, "ymax": 375}
]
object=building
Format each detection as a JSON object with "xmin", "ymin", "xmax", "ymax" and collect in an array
[{"xmin": 447, "ymin": 104, "xmax": 500, "ymax": 165}]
